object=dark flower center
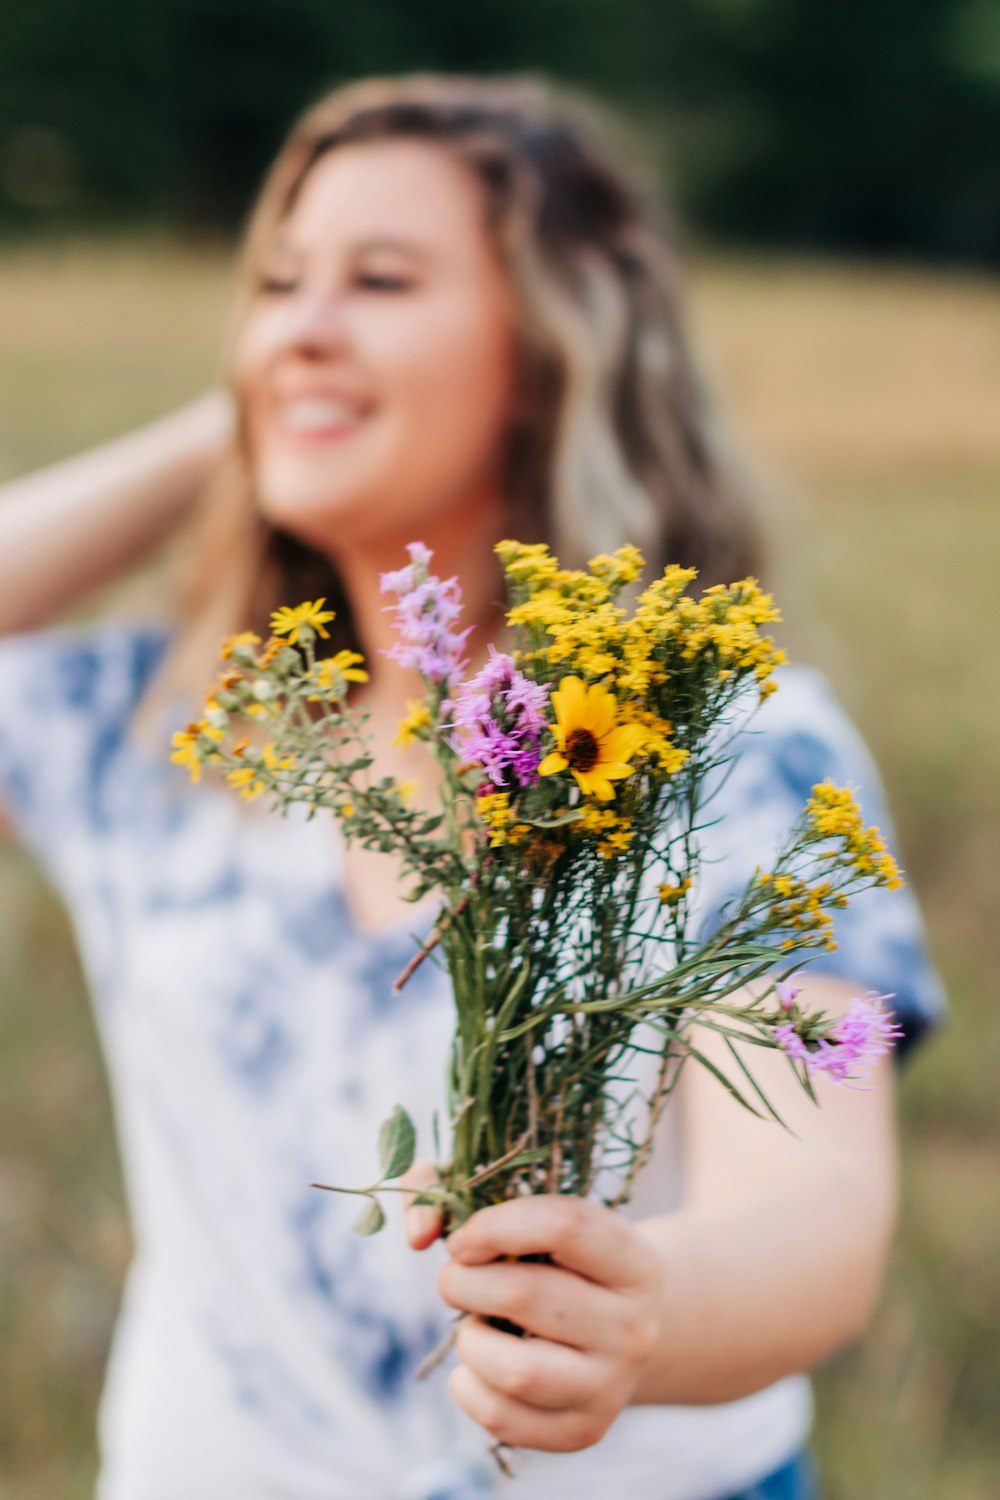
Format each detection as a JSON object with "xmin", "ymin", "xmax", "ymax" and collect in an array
[{"xmin": 565, "ymin": 728, "xmax": 600, "ymax": 772}]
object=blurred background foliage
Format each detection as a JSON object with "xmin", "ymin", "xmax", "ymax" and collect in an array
[
  {"xmin": 1, "ymin": 0, "xmax": 1000, "ymax": 262},
  {"xmin": 1, "ymin": 3, "xmax": 999, "ymax": 1498}
]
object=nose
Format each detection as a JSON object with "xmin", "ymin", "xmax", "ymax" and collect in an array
[{"xmin": 279, "ymin": 289, "xmax": 352, "ymax": 360}]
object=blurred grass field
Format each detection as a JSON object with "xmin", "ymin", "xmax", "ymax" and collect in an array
[{"xmin": 0, "ymin": 236, "xmax": 997, "ymax": 1500}]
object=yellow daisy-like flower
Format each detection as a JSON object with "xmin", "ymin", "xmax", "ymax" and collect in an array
[
  {"xmin": 258, "ymin": 635, "xmax": 286, "ymax": 669},
  {"xmin": 308, "ymin": 650, "xmax": 369, "ymax": 701},
  {"xmin": 226, "ymin": 765, "xmax": 266, "ymax": 801},
  {"xmin": 170, "ymin": 726, "xmax": 203, "ymax": 783},
  {"xmin": 270, "ymin": 599, "xmax": 336, "ymax": 644},
  {"xmin": 329, "ymin": 649, "xmax": 368, "ymax": 683},
  {"xmin": 538, "ymin": 676, "xmax": 648, "ymax": 801},
  {"xmin": 201, "ymin": 694, "xmax": 228, "ymax": 731},
  {"xmin": 220, "ymin": 630, "xmax": 261, "ymax": 663},
  {"xmin": 658, "ymin": 878, "xmax": 692, "ymax": 905},
  {"xmin": 392, "ymin": 700, "xmax": 431, "ymax": 749},
  {"xmin": 263, "ymin": 745, "xmax": 297, "ymax": 773},
  {"xmin": 225, "ymin": 744, "xmax": 296, "ymax": 802},
  {"xmin": 598, "ymin": 826, "xmax": 634, "ymax": 859}
]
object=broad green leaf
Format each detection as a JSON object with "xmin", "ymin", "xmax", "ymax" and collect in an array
[
  {"xmin": 377, "ymin": 1105, "xmax": 416, "ymax": 1180},
  {"xmin": 354, "ymin": 1197, "xmax": 386, "ymax": 1235},
  {"xmin": 524, "ymin": 808, "xmax": 584, "ymax": 829}
]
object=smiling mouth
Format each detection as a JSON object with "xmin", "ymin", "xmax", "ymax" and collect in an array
[{"xmin": 276, "ymin": 396, "xmax": 374, "ymax": 440}]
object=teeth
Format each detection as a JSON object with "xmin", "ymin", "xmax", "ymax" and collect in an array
[{"xmin": 281, "ymin": 398, "xmax": 366, "ymax": 432}]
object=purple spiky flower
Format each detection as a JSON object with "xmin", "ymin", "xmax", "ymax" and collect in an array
[
  {"xmin": 452, "ymin": 647, "xmax": 550, "ymax": 790},
  {"xmin": 775, "ymin": 992, "xmax": 904, "ymax": 1083}
]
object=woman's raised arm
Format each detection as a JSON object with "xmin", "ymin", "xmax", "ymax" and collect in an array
[{"xmin": 0, "ymin": 389, "xmax": 233, "ymax": 637}]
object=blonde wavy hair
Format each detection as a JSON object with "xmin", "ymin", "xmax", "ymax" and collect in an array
[{"xmin": 155, "ymin": 72, "xmax": 762, "ymax": 713}]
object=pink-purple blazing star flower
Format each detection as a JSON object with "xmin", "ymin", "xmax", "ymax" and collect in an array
[
  {"xmin": 774, "ymin": 978, "xmax": 801, "ymax": 1012},
  {"xmin": 774, "ymin": 991, "xmax": 904, "ymax": 1083},
  {"xmin": 379, "ymin": 542, "xmax": 471, "ymax": 689},
  {"xmin": 452, "ymin": 646, "xmax": 550, "ymax": 789}
]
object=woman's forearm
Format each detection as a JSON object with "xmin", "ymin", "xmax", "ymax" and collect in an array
[
  {"xmin": 0, "ymin": 389, "xmax": 233, "ymax": 635},
  {"xmin": 631, "ymin": 1150, "xmax": 897, "ymax": 1406}
]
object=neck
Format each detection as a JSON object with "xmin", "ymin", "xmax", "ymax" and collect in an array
[{"xmin": 331, "ymin": 499, "xmax": 511, "ymax": 716}]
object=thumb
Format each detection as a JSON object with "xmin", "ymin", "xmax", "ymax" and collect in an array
[{"xmin": 399, "ymin": 1158, "xmax": 444, "ymax": 1251}]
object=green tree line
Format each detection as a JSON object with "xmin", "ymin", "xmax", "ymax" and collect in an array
[{"xmin": 1, "ymin": 0, "xmax": 999, "ymax": 262}]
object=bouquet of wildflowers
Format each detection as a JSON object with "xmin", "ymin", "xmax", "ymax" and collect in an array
[{"xmin": 173, "ymin": 541, "xmax": 904, "ymax": 1234}]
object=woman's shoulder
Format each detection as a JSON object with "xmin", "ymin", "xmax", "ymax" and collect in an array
[
  {"xmin": 694, "ymin": 659, "xmax": 893, "ymax": 873},
  {"xmin": 697, "ymin": 661, "xmax": 949, "ymax": 1061},
  {"xmin": 0, "ymin": 619, "xmax": 173, "ymax": 855},
  {"xmin": 0, "ymin": 618, "xmax": 172, "ymax": 713},
  {"xmin": 725, "ymin": 661, "xmax": 873, "ymax": 788},
  {"xmin": 695, "ymin": 659, "xmax": 903, "ymax": 846}
]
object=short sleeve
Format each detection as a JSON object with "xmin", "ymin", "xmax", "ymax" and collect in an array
[
  {"xmin": 0, "ymin": 624, "xmax": 171, "ymax": 879},
  {"xmin": 688, "ymin": 665, "xmax": 948, "ymax": 1064}
]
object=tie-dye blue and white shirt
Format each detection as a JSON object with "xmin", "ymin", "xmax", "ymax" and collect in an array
[{"xmin": 0, "ymin": 624, "xmax": 946, "ymax": 1500}]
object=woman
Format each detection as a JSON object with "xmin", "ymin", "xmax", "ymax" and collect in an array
[{"xmin": 0, "ymin": 74, "xmax": 945, "ymax": 1500}]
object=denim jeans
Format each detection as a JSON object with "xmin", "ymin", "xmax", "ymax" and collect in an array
[
  {"xmin": 721, "ymin": 1446, "xmax": 820, "ymax": 1500},
  {"xmin": 416, "ymin": 1445, "xmax": 821, "ymax": 1500}
]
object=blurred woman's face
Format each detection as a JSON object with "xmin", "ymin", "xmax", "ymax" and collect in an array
[{"xmin": 234, "ymin": 138, "xmax": 519, "ymax": 557}]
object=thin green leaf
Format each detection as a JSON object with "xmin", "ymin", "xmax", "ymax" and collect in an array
[
  {"xmin": 722, "ymin": 1034, "xmax": 791, "ymax": 1130},
  {"xmin": 681, "ymin": 1041, "xmax": 769, "ymax": 1121}
]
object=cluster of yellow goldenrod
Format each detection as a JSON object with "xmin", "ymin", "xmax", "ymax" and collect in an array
[
  {"xmin": 806, "ymin": 781, "xmax": 903, "ymax": 888},
  {"xmin": 577, "ymin": 805, "xmax": 635, "ymax": 859},
  {"xmin": 629, "ymin": 709, "xmax": 690, "ymax": 776},
  {"xmin": 754, "ymin": 871, "xmax": 847, "ymax": 951},
  {"xmin": 498, "ymin": 541, "xmax": 787, "ymax": 710},
  {"xmin": 508, "ymin": 588, "xmax": 630, "ymax": 681},
  {"xmin": 625, "ymin": 568, "xmax": 788, "ymax": 696},
  {"xmin": 734, "ymin": 781, "xmax": 905, "ymax": 956},
  {"xmin": 499, "ymin": 540, "xmax": 642, "ymax": 687},
  {"xmin": 474, "ymin": 791, "xmax": 532, "ymax": 848}
]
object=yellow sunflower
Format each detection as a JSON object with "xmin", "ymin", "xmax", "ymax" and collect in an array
[{"xmin": 538, "ymin": 676, "xmax": 648, "ymax": 801}]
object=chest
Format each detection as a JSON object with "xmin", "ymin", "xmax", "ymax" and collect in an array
[
  {"xmin": 338, "ymin": 836, "xmax": 432, "ymax": 937},
  {"xmin": 65, "ymin": 784, "xmax": 447, "ymax": 1113}
]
